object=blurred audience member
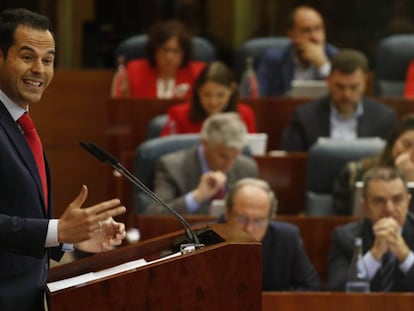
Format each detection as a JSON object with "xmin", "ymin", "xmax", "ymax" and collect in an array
[
  {"xmin": 161, "ymin": 61, "xmax": 256, "ymax": 135},
  {"xmin": 125, "ymin": 20, "xmax": 205, "ymax": 99},
  {"xmin": 333, "ymin": 114, "xmax": 414, "ymax": 215},
  {"xmin": 224, "ymin": 178, "xmax": 320, "ymax": 291},
  {"xmin": 281, "ymin": 49, "xmax": 397, "ymax": 151},
  {"xmin": 257, "ymin": 5, "xmax": 337, "ymax": 96},
  {"xmin": 328, "ymin": 167, "xmax": 414, "ymax": 292},
  {"xmin": 148, "ymin": 113, "xmax": 258, "ymax": 215}
]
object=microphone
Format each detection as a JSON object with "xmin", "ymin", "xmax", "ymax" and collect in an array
[{"xmin": 80, "ymin": 141, "xmax": 204, "ymax": 251}]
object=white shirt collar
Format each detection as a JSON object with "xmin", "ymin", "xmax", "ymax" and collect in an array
[{"xmin": 0, "ymin": 89, "xmax": 26, "ymax": 121}]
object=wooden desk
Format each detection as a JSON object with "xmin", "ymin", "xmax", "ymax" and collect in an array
[
  {"xmin": 106, "ymin": 97, "xmax": 306, "ymax": 156},
  {"xmin": 130, "ymin": 215, "xmax": 357, "ymax": 287},
  {"xmin": 262, "ymin": 292, "xmax": 414, "ymax": 311},
  {"xmin": 107, "ymin": 96, "xmax": 414, "ymax": 158}
]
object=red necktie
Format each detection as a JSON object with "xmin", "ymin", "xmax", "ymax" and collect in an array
[{"xmin": 18, "ymin": 113, "xmax": 48, "ymax": 209}]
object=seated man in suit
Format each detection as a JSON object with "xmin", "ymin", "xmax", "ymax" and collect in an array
[
  {"xmin": 224, "ymin": 178, "xmax": 320, "ymax": 291},
  {"xmin": 328, "ymin": 167, "xmax": 414, "ymax": 291},
  {"xmin": 148, "ymin": 112, "xmax": 258, "ymax": 214},
  {"xmin": 257, "ymin": 5, "xmax": 337, "ymax": 96},
  {"xmin": 281, "ymin": 49, "xmax": 397, "ymax": 151}
]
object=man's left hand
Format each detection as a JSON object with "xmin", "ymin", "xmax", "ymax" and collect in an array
[{"xmin": 75, "ymin": 217, "xmax": 126, "ymax": 253}]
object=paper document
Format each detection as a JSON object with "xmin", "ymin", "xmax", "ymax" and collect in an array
[{"xmin": 47, "ymin": 252, "xmax": 181, "ymax": 292}]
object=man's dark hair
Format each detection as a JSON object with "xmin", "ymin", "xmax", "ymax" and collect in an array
[
  {"xmin": 362, "ymin": 166, "xmax": 408, "ymax": 199},
  {"xmin": 331, "ymin": 49, "xmax": 369, "ymax": 74},
  {"xmin": 0, "ymin": 8, "xmax": 51, "ymax": 57}
]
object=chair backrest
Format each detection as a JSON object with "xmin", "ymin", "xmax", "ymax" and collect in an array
[
  {"xmin": 306, "ymin": 138, "xmax": 385, "ymax": 216},
  {"xmin": 146, "ymin": 114, "xmax": 168, "ymax": 140},
  {"xmin": 233, "ymin": 36, "xmax": 290, "ymax": 79},
  {"xmin": 375, "ymin": 34, "xmax": 414, "ymax": 96},
  {"xmin": 115, "ymin": 34, "xmax": 216, "ymax": 64},
  {"xmin": 133, "ymin": 134, "xmax": 200, "ymax": 213}
]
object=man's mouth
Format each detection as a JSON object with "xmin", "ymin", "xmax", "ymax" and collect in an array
[{"xmin": 23, "ymin": 79, "xmax": 43, "ymax": 88}]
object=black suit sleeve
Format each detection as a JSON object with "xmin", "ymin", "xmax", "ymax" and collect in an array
[
  {"xmin": 280, "ymin": 109, "xmax": 308, "ymax": 152},
  {"xmin": 291, "ymin": 235, "xmax": 321, "ymax": 290},
  {"xmin": 0, "ymin": 214, "xmax": 49, "ymax": 258}
]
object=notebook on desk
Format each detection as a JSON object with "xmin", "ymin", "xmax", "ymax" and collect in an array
[
  {"xmin": 352, "ymin": 181, "xmax": 414, "ymax": 216},
  {"xmin": 288, "ymin": 80, "xmax": 328, "ymax": 98}
]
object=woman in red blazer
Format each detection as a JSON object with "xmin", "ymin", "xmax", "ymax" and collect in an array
[
  {"xmin": 161, "ymin": 61, "xmax": 257, "ymax": 135},
  {"xmin": 125, "ymin": 20, "xmax": 205, "ymax": 99}
]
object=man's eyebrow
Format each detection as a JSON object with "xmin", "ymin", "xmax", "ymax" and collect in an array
[{"xmin": 18, "ymin": 45, "xmax": 55, "ymax": 55}]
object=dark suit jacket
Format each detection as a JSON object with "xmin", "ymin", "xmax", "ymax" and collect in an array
[
  {"xmin": 328, "ymin": 215, "xmax": 414, "ymax": 291},
  {"xmin": 257, "ymin": 43, "xmax": 338, "ymax": 96},
  {"xmin": 280, "ymin": 96, "xmax": 398, "ymax": 151},
  {"xmin": 262, "ymin": 221, "xmax": 320, "ymax": 291},
  {"xmin": 0, "ymin": 102, "xmax": 63, "ymax": 311},
  {"xmin": 148, "ymin": 146, "xmax": 258, "ymax": 214}
]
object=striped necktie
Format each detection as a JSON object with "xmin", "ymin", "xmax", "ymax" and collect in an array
[
  {"xmin": 378, "ymin": 251, "xmax": 395, "ymax": 292},
  {"xmin": 18, "ymin": 113, "xmax": 48, "ymax": 209}
]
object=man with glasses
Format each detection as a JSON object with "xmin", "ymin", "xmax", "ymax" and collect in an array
[
  {"xmin": 328, "ymin": 167, "xmax": 414, "ymax": 291},
  {"xmin": 224, "ymin": 178, "xmax": 320, "ymax": 291},
  {"xmin": 281, "ymin": 49, "xmax": 397, "ymax": 151}
]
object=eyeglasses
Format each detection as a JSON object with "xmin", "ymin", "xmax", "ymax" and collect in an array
[{"xmin": 232, "ymin": 215, "xmax": 269, "ymax": 228}]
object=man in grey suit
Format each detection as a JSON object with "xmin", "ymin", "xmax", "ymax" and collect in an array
[
  {"xmin": 328, "ymin": 167, "xmax": 414, "ymax": 291},
  {"xmin": 148, "ymin": 112, "xmax": 258, "ymax": 215},
  {"xmin": 281, "ymin": 49, "xmax": 397, "ymax": 151}
]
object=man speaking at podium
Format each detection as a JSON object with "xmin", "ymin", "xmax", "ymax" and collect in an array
[{"xmin": 0, "ymin": 8, "xmax": 126, "ymax": 310}]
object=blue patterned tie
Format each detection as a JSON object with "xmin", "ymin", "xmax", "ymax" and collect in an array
[{"xmin": 378, "ymin": 251, "xmax": 395, "ymax": 292}]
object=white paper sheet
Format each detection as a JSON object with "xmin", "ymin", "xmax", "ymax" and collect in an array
[{"xmin": 47, "ymin": 252, "xmax": 181, "ymax": 292}]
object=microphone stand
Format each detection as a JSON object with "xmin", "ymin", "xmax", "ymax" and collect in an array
[{"xmin": 80, "ymin": 141, "xmax": 204, "ymax": 253}]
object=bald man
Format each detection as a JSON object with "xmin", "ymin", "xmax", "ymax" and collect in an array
[{"xmin": 224, "ymin": 178, "xmax": 320, "ymax": 291}]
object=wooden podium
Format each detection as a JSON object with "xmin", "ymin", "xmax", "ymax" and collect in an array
[{"xmin": 46, "ymin": 224, "xmax": 262, "ymax": 311}]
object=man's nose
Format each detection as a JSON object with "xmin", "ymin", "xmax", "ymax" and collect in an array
[{"xmin": 31, "ymin": 59, "xmax": 44, "ymax": 73}]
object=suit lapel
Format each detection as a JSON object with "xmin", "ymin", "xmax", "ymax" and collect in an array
[{"xmin": 0, "ymin": 102, "xmax": 47, "ymax": 214}]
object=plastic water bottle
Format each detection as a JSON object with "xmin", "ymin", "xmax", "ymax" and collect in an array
[
  {"xmin": 110, "ymin": 55, "xmax": 130, "ymax": 98},
  {"xmin": 239, "ymin": 56, "xmax": 259, "ymax": 98},
  {"xmin": 346, "ymin": 237, "xmax": 370, "ymax": 292}
]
